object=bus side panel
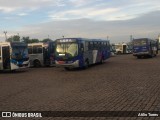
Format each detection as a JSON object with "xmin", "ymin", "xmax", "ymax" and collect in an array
[
  {"xmin": 83, "ymin": 50, "xmax": 93, "ymax": 65},
  {"xmin": 103, "ymin": 48, "xmax": 110, "ymax": 60},
  {"xmin": 93, "ymin": 50, "xmax": 98, "ymax": 64}
]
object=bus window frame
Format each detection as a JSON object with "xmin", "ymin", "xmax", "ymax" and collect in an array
[{"xmin": 28, "ymin": 46, "xmax": 33, "ymax": 54}]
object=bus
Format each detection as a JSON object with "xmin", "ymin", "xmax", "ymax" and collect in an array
[
  {"xmin": 28, "ymin": 41, "xmax": 55, "ymax": 67},
  {"xmin": 132, "ymin": 38, "xmax": 158, "ymax": 58},
  {"xmin": 0, "ymin": 42, "xmax": 29, "ymax": 71},
  {"xmin": 110, "ymin": 44, "xmax": 116, "ymax": 56},
  {"xmin": 115, "ymin": 43, "xmax": 132, "ymax": 54},
  {"xmin": 55, "ymin": 38, "xmax": 110, "ymax": 70}
]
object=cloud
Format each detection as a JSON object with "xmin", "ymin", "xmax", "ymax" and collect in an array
[
  {"xmin": 3, "ymin": 10, "xmax": 157, "ymax": 43},
  {"xmin": 0, "ymin": 0, "xmax": 160, "ymax": 42},
  {"xmin": 49, "ymin": 7, "xmax": 119, "ymax": 21},
  {"xmin": 0, "ymin": 0, "xmax": 60, "ymax": 13},
  {"xmin": 17, "ymin": 13, "xmax": 28, "ymax": 16},
  {"xmin": 0, "ymin": 6, "xmax": 17, "ymax": 13}
]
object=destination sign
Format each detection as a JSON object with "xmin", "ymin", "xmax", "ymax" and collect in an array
[{"xmin": 57, "ymin": 39, "xmax": 76, "ymax": 43}]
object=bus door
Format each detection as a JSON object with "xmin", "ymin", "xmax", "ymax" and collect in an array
[
  {"xmin": 2, "ymin": 46, "xmax": 10, "ymax": 70},
  {"xmin": 43, "ymin": 47, "xmax": 49, "ymax": 65},
  {"xmin": 123, "ymin": 45, "xmax": 127, "ymax": 54}
]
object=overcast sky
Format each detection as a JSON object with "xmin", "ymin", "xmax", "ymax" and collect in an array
[{"xmin": 0, "ymin": 0, "xmax": 160, "ymax": 43}]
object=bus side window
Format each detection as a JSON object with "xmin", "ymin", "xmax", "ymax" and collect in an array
[
  {"xmin": 89, "ymin": 42, "xmax": 93, "ymax": 50},
  {"xmin": 80, "ymin": 43, "xmax": 84, "ymax": 52},
  {"xmin": 37, "ymin": 47, "xmax": 42, "ymax": 53},
  {"xmin": 33, "ymin": 46, "xmax": 37, "ymax": 54},
  {"xmin": 93, "ymin": 42, "xmax": 97, "ymax": 49},
  {"xmin": 28, "ymin": 46, "xmax": 32, "ymax": 54},
  {"xmin": 85, "ymin": 42, "xmax": 88, "ymax": 51}
]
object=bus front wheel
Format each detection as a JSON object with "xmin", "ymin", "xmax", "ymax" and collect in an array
[{"xmin": 34, "ymin": 60, "xmax": 41, "ymax": 67}]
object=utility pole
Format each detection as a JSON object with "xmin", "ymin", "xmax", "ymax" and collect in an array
[
  {"xmin": 130, "ymin": 35, "xmax": 133, "ymax": 42},
  {"xmin": 107, "ymin": 36, "xmax": 109, "ymax": 40},
  {"xmin": 17, "ymin": 33, "xmax": 20, "ymax": 42},
  {"xmin": 4, "ymin": 31, "xmax": 7, "ymax": 41}
]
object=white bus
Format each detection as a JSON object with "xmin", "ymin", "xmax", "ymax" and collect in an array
[
  {"xmin": 0, "ymin": 42, "xmax": 29, "ymax": 71},
  {"xmin": 115, "ymin": 43, "xmax": 132, "ymax": 54},
  {"xmin": 28, "ymin": 41, "xmax": 55, "ymax": 67}
]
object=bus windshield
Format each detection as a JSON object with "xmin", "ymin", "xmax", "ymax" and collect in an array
[
  {"xmin": 115, "ymin": 45, "xmax": 122, "ymax": 50},
  {"xmin": 133, "ymin": 40, "xmax": 147, "ymax": 46},
  {"xmin": 11, "ymin": 46, "xmax": 28, "ymax": 60},
  {"xmin": 56, "ymin": 42, "xmax": 78, "ymax": 57}
]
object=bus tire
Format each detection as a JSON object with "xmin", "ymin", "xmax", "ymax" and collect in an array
[
  {"xmin": 34, "ymin": 60, "xmax": 41, "ymax": 67},
  {"xmin": 137, "ymin": 56, "xmax": 141, "ymax": 59},
  {"xmin": 117, "ymin": 51, "xmax": 121, "ymax": 55},
  {"xmin": 83, "ymin": 60, "xmax": 89, "ymax": 69},
  {"xmin": 64, "ymin": 67, "xmax": 71, "ymax": 71},
  {"xmin": 100, "ymin": 57, "xmax": 104, "ymax": 64}
]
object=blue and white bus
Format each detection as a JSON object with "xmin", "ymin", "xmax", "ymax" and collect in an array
[
  {"xmin": 28, "ymin": 41, "xmax": 55, "ymax": 67},
  {"xmin": 132, "ymin": 38, "xmax": 158, "ymax": 58},
  {"xmin": 0, "ymin": 42, "xmax": 29, "ymax": 71},
  {"xmin": 55, "ymin": 38, "xmax": 110, "ymax": 70}
]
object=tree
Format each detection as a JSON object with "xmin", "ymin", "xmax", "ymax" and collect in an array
[
  {"xmin": 22, "ymin": 37, "xmax": 40, "ymax": 43},
  {"xmin": 31, "ymin": 39, "xmax": 39, "ymax": 43},
  {"xmin": 22, "ymin": 36, "xmax": 31, "ymax": 43},
  {"xmin": 6, "ymin": 35, "xmax": 20, "ymax": 42},
  {"xmin": 41, "ymin": 38, "xmax": 52, "ymax": 43}
]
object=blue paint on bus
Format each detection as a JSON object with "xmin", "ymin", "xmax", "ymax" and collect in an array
[{"xmin": 55, "ymin": 38, "xmax": 110, "ymax": 69}]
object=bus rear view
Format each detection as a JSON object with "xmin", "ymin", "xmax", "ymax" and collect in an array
[{"xmin": 132, "ymin": 38, "xmax": 158, "ymax": 58}]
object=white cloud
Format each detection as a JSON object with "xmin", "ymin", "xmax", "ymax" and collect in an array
[
  {"xmin": 17, "ymin": 13, "xmax": 28, "ymax": 16},
  {"xmin": 0, "ymin": 0, "xmax": 60, "ymax": 13},
  {"xmin": 6, "ymin": 10, "xmax": 158, "ymax": 43},
  {"xmin": 0, "ymin": 6, "xmax": 17, "ymax": 13},
  {"xmin": 49, "ymin": 7, "xmax": 119, "ymax": 21}
]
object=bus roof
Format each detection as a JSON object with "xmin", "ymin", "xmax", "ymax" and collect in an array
[
  {"xmin": 133, "ymin": 38, "xmax": 156, "ymax": 42},
  {"xmin": 55, "ymin": 38, "xmax": 110, "ymax": 42},
  {"xmin": 0, "ymin": 41, "xmax": 27, "ymax": 46}
]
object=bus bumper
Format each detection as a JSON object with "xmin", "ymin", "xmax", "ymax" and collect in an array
[
  {"xmin": 55, "ymin": 60, "xmax": 79, "ymax": 68},
  {"xmin": 133, "ymin": 52, "xmax": 149, "ymax": 56},
  {"xmin": 11, "ymin": 61, "xmax": 30, "ymax": 70}
]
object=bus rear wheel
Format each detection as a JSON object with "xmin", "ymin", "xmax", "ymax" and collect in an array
[
  {"xmin": 100, "ymin": 57, "xmax": 104, "ymax": 64},
  {"xmin": 34, "ymin": 60, "xmax": 41, "ymax": 67},
  {"xmin": 64, "ymin": 67, "xmax": 71, "ymax": 71},
  {"xmin": 84, "ymin": 60, "xmax": 89, "ymax": 69},
  {"xmin": 137, "ymin": 56, "xmax": 141, "ymax": 59}
]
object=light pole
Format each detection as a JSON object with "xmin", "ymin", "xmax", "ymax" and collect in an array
[
  {"xmin": 4, "ymin": 31, "xmax": 7, "ymax": 41},
  {"xmin": 107, "ymin": 36, "xmax": 109, "ymax": 40},
  {"xmin": 17, "ymin": 33, "xmax": 20, "ymax": 42},
  {"xmin": 130, "ymin": 35, "xmax": 133, "ymax": 42}
]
